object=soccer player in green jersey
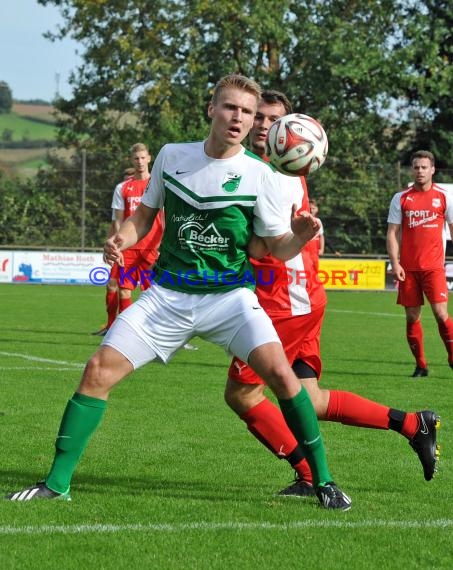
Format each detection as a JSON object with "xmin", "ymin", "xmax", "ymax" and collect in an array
[{"xmin": 6, "ymin": 74, "xmax": 350, "ymax": 509}]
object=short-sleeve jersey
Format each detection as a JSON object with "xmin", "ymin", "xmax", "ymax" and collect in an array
[
  {"xmin": 111, "ymin": 176, "xmax": 163, "ymax": 253},
  {"xmin": 251, "ymin": 175, "xmax": 327, "ymax": 317},
  {"xmin": 387, "ymin": 183, "xmax": 453, "ymax": 271},
  {"xmin": 141, "ymin": 141, "xmax": 287, "ymax": 293}
]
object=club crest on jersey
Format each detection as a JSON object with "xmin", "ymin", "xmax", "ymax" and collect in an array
[
  {"xmin": 432, "ymin": 198, "xmax": 441, "ymax": 208},
  {"xmin": 222, "ymin": 172, "xmax": 242, "ymax": 193}
]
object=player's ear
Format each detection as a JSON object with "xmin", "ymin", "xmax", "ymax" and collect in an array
[{"xmin": 207, "ymin": 101, "xmax": 214, "ymax": 119}]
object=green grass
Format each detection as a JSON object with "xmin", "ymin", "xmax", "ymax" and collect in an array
[
  {"xmin": 1, "ymin": 285, "xmax": 452, "ymax": 569},
  {"xmin": 0, "ymin": 112, "xmax": 56, "ymax": 141}
]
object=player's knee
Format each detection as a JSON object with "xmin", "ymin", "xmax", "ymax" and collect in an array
[
  {"xmin": 224, "ymin": 378, "xmax": 264, "ymax": 414},
  {"xmin": 263, "ymin": 360, "xmax": 294, "ymax": 389},
  {"xmin": 79, "ymin": 350, "xmax": 123, "ymax": 396}
]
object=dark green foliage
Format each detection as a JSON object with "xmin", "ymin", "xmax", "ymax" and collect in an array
[
  {"xmin": 4, "ymin": 0, "xmax": 452, "ymax": 251},
  {"xmin": 0, "ymin": 81, "xmax": 13, "ymax": 114}
]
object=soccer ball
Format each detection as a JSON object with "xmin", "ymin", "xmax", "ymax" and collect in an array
[{"xmin": 265, "ymin": 113, "xmax": 328, "ymax": 176}]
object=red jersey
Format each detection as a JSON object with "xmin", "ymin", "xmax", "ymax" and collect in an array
[
  {"xmin": 302, "ymin": 218, "xmax": 324, "ymax": 273},
  {"xmin": 252, "ymin": 174, "xmax": 327, "ymax": 317},
  {"xmin": 387, "ymin": 183, "xmax": 453, "ymax": 271},
  {"xmin": 112, "ymin": 177, "xmax": 164, "ymax": 253}
]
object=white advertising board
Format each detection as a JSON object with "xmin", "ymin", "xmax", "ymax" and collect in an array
[
  {"xmin": 9, "ymin": 251, "xmax": 109, "ymax": 285},
  {"xmin": 0, "ymin": 250, "xmax": 13, "ymax": 283}
]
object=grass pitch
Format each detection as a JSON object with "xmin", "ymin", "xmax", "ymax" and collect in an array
[{"xmin": 1, "ymin": 284, "xmax": 452, "ymax": 569}]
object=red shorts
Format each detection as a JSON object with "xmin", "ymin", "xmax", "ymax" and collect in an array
[
  {"xmin": 228, "ymin": 304, "xmax": 325, "ymax": 384},
  {"xmin": 397, "ymin": 268, "xmax": 448, "ymax": 306},
  {"xmin": 110, "ymin": 249, "xmax": 159, "ymax": 291}
]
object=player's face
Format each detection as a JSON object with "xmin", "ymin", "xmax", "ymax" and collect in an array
[
  {"xmin": 249, "ymin": 101, "xmax": 287, "ymax": 156},
  {"xmin": 412, "ymin": 157, "xmax": 435, "ymax": 189},
  {"xmin": 208, "ymin": 87, "xmax": 257, "ymax": 148},
  {"xmin": 131, "ymin": 151, "xmax": 151, "ymax": 175}
]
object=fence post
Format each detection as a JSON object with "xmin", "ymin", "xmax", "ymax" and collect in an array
[{"xmin": 81, "ymin": 149, "xmax": 86, "ymax": 251}]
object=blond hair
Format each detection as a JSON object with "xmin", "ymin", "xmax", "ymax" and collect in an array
[
  {"xmin": 129, "ymin": 142, "xmax": 150, "ymax": 156},
  {"xmin": 211, "ymin": 74, "xmax": 261, "ymax": 104}
]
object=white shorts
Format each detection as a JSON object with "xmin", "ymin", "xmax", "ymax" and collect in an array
[{"xmin": 102, "ymin": 284, "xmax": 280, "ymax": 368}]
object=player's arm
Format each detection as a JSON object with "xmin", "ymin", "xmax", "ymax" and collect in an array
[
  {"xmin": 386, "ymin": 223, "xmax": 405, "ymax": 281},
  {"xmin": 104, "ymin": 203, "xmax": 158, "ymax": 266},
  {"xmin": 107, "ymin": 210, "xmax": 124, "ymax": 238},
  {"xmin": 318, "ymin": 234, "xmax": 325, "ymax": 255},
  {"xmin": 448, "ymin": 223, "xmax": 453, "ymax": 242},
  {"xmin": 263, "ymin": 206, "xmax": 320, "ymax": 261},
  {"xmin": 248, "ymin": 234, "xmax": 270, "ymax": 259}
]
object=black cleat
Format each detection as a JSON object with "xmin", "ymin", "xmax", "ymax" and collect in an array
[
  {"xmin": 409, "ymin": 411, "xmax": 440, "ymax": 481},
  {"xmin": 412, "ymin": 366, "xmax": 428, "ymax": 378},
  {"xmin": 91, "ymin": 326, "xmax": 109, "ymax": 336},
  {"xmin": 277, "ymin": 477, "xmax": 315, "ymax": 497},
  {"xmin": 316, "ymin": 482, "xmax": 352, "ymax": 511},
  {"xmin": 5, "ymin": 482, "xmax": 71, "ymax": 501}
]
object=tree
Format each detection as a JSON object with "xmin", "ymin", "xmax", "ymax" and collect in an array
[
  {"xmin": 0, "ymin": 81, "xmax": 12, "ymax": 113},
  {"xmin": 34, "ymin": 0, "xmax": 453, "ymax": 253},
  {"xmin": 392, "ymin": 0, "xmax": 453, "ymax": 175}
]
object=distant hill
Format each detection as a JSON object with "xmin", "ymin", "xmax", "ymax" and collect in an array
[
  {"xmin": 0, "ymin": 103, "xmax": 57, "ymax": 144},
  {"xmin": 13, "ymin": 102, "xmax": 56, "ymax": 125},
  {"xmin": 0, "ymin": 103, "xmax": 57, "ymax": 177}
]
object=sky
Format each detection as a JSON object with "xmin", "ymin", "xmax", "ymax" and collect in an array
[{"xmin": 0, "ymin": 0, "xmax": 81, "ymax": 102}]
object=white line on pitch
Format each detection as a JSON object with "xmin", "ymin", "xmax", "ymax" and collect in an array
[
  {"xmin": 328, "ymin": 309, "xmax": 403, "ymax": 318},
  {"xmin": 1, "ymin": 367, "xmax": 83, "ymax": 371},
  {"xmin": 1, "ymin": 519, "xmax": 452, "ymax": 535},
  {"xmin": 0, "ymin": 351, "xmax": 83, "ymax": 367}
]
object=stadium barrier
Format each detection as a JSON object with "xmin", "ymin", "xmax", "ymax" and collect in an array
[{"xmin": 1, "ymin": 249, "xmax": 453, "ymax": 292}]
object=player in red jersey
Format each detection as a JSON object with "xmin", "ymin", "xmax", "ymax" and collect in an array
[
  {"xmin": 225, "ymin": 92, "xmax": 441, "ymax": 496},
  {"xmin": 387, "ymin": 150, "xmax": 453, "ymax": 377},
  {"xmin": 93, "ymin": 143, "xmax": 163, "ymax": 336},
  {"xmin": 305, "ymin": 198, "xmax": 324, "ymax": 272},
  {"xmin": 92, "ymin": 167, "xmax": 135, "ymax": 336}
]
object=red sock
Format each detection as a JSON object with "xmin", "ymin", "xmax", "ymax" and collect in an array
[
  {"xmin": 240, "ymin": 400, "xmax": 313, "ymax": 483},
  {"xmin": 240, "ymin": 399, "xmax": 298, "ymax": 457},
  {"xmin": 106, "ymin": 290, "xmax": 118, "ymax": 328},
  {"xmin": 401, "ymin": 413, "xmax": 419, "ymax": 439},
  {"xmin": 119, "ymin": 297, "xmax": 132, "ymax": 313},
  {"xmin": 326, "ymin": 390, "xmax": 391, "ymax": 429},
  {"xmin": 438, "ymin": 317, "xmax": 453, "ymax": 365},
  {"xmin": 293, "ymin": 457, "xmax": 313, "ymax": 483},
  {"xmin": 407, "ymin": 320, "xmax": 427, "ymax": 368}
]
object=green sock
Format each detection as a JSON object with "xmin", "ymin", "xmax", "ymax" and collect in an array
[
  {"xmin": 45, "ymin": 392, "xmax": 107, "ymax": 494},
  {"xmin": 278, "ymin": 388, "xmax": 332, "ymax": 487}
]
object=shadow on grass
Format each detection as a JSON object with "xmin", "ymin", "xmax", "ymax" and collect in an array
[{"xmin": 0, "ymin": 469, "xmax": 271, "ymax": 502}]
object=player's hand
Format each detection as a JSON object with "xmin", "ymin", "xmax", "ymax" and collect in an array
[
  {"xmin": 391, "ymin": 262, "xmax": 405, "ymax": 282},
  {"xmin": 103, "ymin": 235, "xmax": 125, "ymax": 267},
  {"xmin": 290, "ymin": 205, "xmax": 320, "ymax": 245}
]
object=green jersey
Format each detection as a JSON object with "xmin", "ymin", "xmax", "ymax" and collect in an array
[{"xmin": 141, "ymin": 141, "xmax": 287, "ymax": 293}]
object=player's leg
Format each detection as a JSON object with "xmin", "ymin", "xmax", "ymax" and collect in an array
[
  {"xmin": 246, "ymin": 342, "xmax": 350, "ymax": 509},
  {"xmin": 6, "ymin": 289, "xmax": 175, "ymax": 502},
  {"xmin": 92, "ymin": 269, "xmax": 119, "ymax": 336},
  {"xmin": 6, "ymin": 345, "xmax": 136, "ymax": 501},
  {"xmin": 224, "ymin": 374, "xmax": 314, "ymax": 495},
  {"xmin": 398, "ymin": 272, "xmax": 427, "ymax": 376},
  {"xmin": 198, "ymin": 288, "xmax": 350, "ymax": 509},
  {"xmin": 424, "ymin": 269, "xmax": 453, "ymax": 367},
  {"xmin": 106, "ymin": 277, "xmax": 119, "ymax": 329},
  {"xmin": 300, "ymin": 376, "xmax": 440, "ymax": 481},
  {"xmin": 117, "ymin": 251, "xmax": 140, "ymax": 312},
  {"xmin": 119, "ymin": 287, "xmax": 133, "ymax": 312}
]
